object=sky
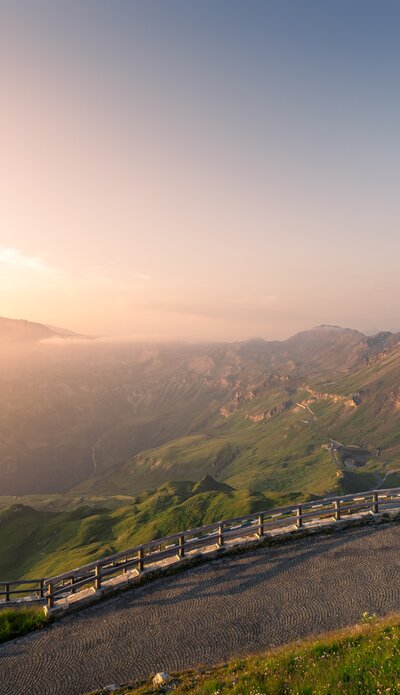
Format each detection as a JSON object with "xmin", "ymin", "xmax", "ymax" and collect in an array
[{"xmin": 1, "ymin": 0, "xmax": 400, "ymax": 341}]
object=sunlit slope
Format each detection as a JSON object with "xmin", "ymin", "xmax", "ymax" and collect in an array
[
  {"xmin": 317, "ymin": 346, "xmax": 400, "ymax": 452},
  {"xmin": 2, "ymin": 324, "xmax": 397, "ymax": 496},
  {"xmin": 78, "ymin": 345, "xmax": 400, "ymax": 499},
  {"xmin": 0, "ymin": 478, "xmax": 271, "ymax": 580},
  {"xmin": 75, "ymin": 387, "xmax": 338, "ymax": 498},
  {"xmin": 5, "ymin": 343, "xmax": 400, "ymax": 580}
]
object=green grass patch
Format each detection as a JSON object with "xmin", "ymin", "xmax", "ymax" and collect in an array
[
  {"xmin": 119, "ymin": 614, "xmax": 400, "ymax": 694},
  {"xmin": 0, "ymin": 607, "xmax": 47, "ymax": 643},
  {"xmin": 0, "ymin": 481, "xmax": 273, "ymax": 580}
]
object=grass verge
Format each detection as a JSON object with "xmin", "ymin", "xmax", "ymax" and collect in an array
[
  {"xmin": 109, "ymin": 614, "xmax": 400, "ymax": 694},
  {"xmin": 0, "ymin": 606, "xmax": 47, "ymax": 643}
]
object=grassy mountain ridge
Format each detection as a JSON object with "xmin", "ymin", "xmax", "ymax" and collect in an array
[
  {"xmin": 3, "ymin": 324, "xmax": 400, "ymax": 580},
  {"xmin": 0, "ymin": 477, "xmax": 274, "ymax": 580}
]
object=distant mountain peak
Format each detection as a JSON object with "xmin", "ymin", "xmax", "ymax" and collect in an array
[
  {"xmin": 315, "ymin": 324, "xmax": 345, "ymax": 330},
  {"xmin": 0, "ymin": 316, "xmax": 88, "ymax": 343},
  {"xmin": 310, "ymin": 324, "xmax": 364, "ymax": 334}
]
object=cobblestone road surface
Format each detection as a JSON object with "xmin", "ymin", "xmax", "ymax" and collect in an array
[{"xmin": 1, "ymin": 524, "xmax": 400, "ymax": 695}]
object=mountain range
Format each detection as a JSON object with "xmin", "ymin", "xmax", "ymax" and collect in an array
[{"xmin": 2, "ymin": 318, "xmax": 400, "ymax": 579}]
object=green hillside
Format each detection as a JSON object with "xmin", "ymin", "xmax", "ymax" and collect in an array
[
  {"xmin": 2, "ymin": 325, "xmax": 398, "ymax": 496},
  {"xmin": 3, "ymin": 327, "xmax": 400, "ymax": 582},
  {"xmin": 0, "ymin": 478, "xmax": 272, "ymax": 580},
  {"xmin": 77, "ymin": 345, "xmax": 400, "ymax": 501}
]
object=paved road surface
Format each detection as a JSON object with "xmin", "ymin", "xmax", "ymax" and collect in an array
[{"xmin": 2, "ymin": 524, "xmax": 400, "ymax": 695}]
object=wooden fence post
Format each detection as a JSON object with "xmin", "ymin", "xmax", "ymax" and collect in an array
[
  {"xmin": 296, "ymin": 505, "xmax": 303, "ymax": 529},
  {"xmin": 258, "ymin": 513, "xmax": 264, "ymax": 537},
  {"xmin": 218, "ymin": 522, "xmax": 224, "ymax": 547},
  {"xmin": 94, "ymin": 565, "xmax": 101, "ymax": 591},
  {"xmin": 138, "ymin": 547, "xmax": 144, "ymax": 572},
  {"xmin": 5, "ymin": 583, "xmax": 10, "ymax": 602},
  {"xmin": 40, "ymin": 579, "xmax": 45, "ymax": 598},
  {"xmin": 178, "ymin": 535, "xmax": 185, "ymax": 558},
  {"xmin": 70, "ymin": 576, "xmax": 75, "ymax": 594},
  {"xmin": 47, "ymin": 582, "xmax": 54, "ymax": 608},
  {"xmin": 334, "ymin": 500, "xmax": 341, "ymax": 520},
  {"xmin": 372, "ymin": 491, "xmax": 379, "ymax": 514}
]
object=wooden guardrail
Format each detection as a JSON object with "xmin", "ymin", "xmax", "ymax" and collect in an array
[
  {"xmin": 2, "ymin": 487, "xmax": 400, "ymax": 609},
  {"xmin": 0, "ymin": 579, "xmax": 45, "ymax": 604}
]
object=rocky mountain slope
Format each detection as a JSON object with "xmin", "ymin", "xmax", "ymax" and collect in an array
[
  {"xmin": 76, "ymin": 329, "xmax": 400, "ymax": 500},
  {"xmin": 0, "ymin": 326, "xmax": 399, "ymax": 495},
  {"xmin": 2, "ymin": 322, "xmax": 400, "ymax": 579}
]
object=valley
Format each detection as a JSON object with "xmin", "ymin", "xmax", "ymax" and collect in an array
[{"xmin": 2, "ymin": 322, "xmax": 400, "ymax": 580}]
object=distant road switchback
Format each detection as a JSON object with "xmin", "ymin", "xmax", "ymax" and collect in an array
[{"xmin": 2, "ymin": 524, "xmax": 400, "ymax": 695}]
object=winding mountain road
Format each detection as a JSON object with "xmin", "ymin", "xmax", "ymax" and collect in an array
[{"xmin": 2, "ymin": 524, "xmax": 400, "ymax": 695}]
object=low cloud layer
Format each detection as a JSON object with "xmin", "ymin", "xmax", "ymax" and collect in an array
[{"xmin": 0, "ymin": 247, "xmax": 51, "ymax": 272}]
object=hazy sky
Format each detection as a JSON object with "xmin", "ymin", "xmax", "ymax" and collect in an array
[{"xmin": 1, "ymin": 1, "xmax": 400, "ymax": 341}]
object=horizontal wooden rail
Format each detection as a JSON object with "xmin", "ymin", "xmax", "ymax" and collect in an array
[
  {"xmin": 2, "ymin": 487, "xmax": 400, "ymax": 609},
  {"xmin": 0, "ymin": 579, "xmax": 45, "ymax": 603}
]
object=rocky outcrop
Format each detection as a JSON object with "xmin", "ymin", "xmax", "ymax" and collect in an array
[
  {"xmin": 135, "ymin": 456, "xmax": 163, "ymax": 470},
  {"xmin": 295, "ymin": 387, "xmax": 357, "ymax": 409},
  {"xmin": 389, "ymin": 389, "xmax": 400, "ymax": 410},
  {"xmin": 220, "ymin": 390, "xmax": 256, "ymax": 417},
  {"xmin": 247, "ymin": 399, "xmax": 293, "ymax": 422}
]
